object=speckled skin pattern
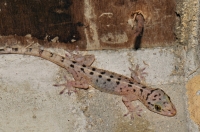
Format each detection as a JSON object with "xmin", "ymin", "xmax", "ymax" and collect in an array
[{"xmin": 0, "ymin": 47, "xmax": 176, "ymax": 119}]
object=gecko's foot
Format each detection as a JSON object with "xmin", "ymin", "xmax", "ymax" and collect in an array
[
  {"xmin": 129, "ymin": 64, "xmax": 148, "ymax": 83},
  {"xmin": 53, "ymin": 80, "xmax": 77, "ymax": 95},
  {"xmin": 123, "ymin": 105, "xmax": 143, "ymax": 119}
]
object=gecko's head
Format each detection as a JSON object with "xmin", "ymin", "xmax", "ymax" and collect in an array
[{"xmin": 145, "ymin": 89, "xmax": 176, "ymax": 117}]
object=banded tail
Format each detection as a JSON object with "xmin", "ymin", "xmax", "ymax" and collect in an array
[{"xmin": 0, "ymin": 47, "xmax": 67, "ymax": 68}]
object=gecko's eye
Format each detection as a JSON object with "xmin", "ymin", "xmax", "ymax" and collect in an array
[{"xmin": 155, "ymin": 105, "xmax": 161, "ymax": 112}]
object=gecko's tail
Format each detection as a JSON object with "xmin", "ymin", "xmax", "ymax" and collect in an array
[{"xmin": 0, "ymin": 46, "xmax": 66, "ymax": 68}]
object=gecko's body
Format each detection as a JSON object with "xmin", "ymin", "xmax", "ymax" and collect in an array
[{"xmin": 0, "ymin": 47, "xmax": 176, "ymax": 118}]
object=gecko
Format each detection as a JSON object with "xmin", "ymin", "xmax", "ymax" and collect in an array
[{"xmin": 0, "ymin": 46, "xmax": 176, "ymax": 119}]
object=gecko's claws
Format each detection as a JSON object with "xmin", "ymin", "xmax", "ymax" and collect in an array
[{"xmin": 124, "ymin": 112, "xmax": 135, "ymax": 120}]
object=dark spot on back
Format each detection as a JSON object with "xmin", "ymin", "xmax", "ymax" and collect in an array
[
  {"xmin": 92, "ymin": 68, "xmax": 96, "ymax": 71},
  {"xmin": 0, "ymin": 49, "xmax": 5, "ymax": 51},
  {"xmin": 90, "ymin": 72, "xmax": 94, "ymax": 75},
  {"xmin": 148, "ymin": 102, "xmax": 151, "ymax": 105},
  {"xmin": 39, "ymin": 49, "xmax": 44, "ymax": 55},
  {"xmin": 129, "ymin": 82, "xmax": 134, "ymax": 84},
  {"xmin": 120, "ymin": 88, "xmax": 122, "ymax": 92},
  {"xmin": 140, "ymin": 89, "xmax": 143, "ymax": 93},
  {"xmin": 50, "ymin": 52, "xmax": 53, "ymax": 57},
  {"xmin": 60, "ymin": 57, "xmax": 65, "ymax": 62},
  {"xmin": 110, "ymin": 75, "xmax": 113, "ymax": 78},
  {"xmin": 82, "ymin": 64, "xmax": 86, "ymax": 67},
  {"xmin": 70, "ymin": 64, "xmax": 74, "ymax": 68},
  {"xmin": 133, "ymin": 89, "xmax": 136, "ymax": 92},
  {"xmin": 72, "ymin": 61, "xmax": 77, "ymax": 64},
  {"xmin": 146, "ymin": 93, "xmax": 151, "ymax": 100},
  {"xmin": 107, "ymin": 78, "xmax": 111, "ymax": 81},
  {"xmin": 140, "ymin": 89, "xmax": 143, "ymax": 94},
  {"xmin": 116, "ymin": 81, "xmax": 120, "ymax": 85},
  {"xmin": 118, "ymin": 78, "xmax": 121, "ymax": 80},
  {"xmin": 101, "ymin": 71, "xmax": 105, "ymax": 74},
  {"xmin": 128, "ymin": 84, "xmax": 132, "ymax": 87},
  {"xmin": 81, "ymin": 68, "xmax": 85, "ymax": 73},
  {"xmin": 142, "ymin": 86, "xmax": 146, "ymax": 88},
  {"xmin": 98, "ymin": 75, "xmax": 102, "ymax": 78},
  {"xmin": 154, "ymin": 95, "xmax": 158, "ymax": 97}
]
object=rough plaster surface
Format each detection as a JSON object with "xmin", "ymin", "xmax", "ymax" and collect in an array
[{"xmin": 0, "ymin": 47, "xmax": 188, "ymax": 132}]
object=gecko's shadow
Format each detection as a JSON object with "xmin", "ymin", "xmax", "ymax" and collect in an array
[{"xmin": 134, "ymin": 28, "xmax": 144, "ymax": 50}]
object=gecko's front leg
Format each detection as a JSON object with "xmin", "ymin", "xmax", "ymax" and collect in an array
[
  {"xmin": 122, "ymin": 95, "xmax": 142, "ymax": 119},
  {"xmin": 129, "ymin": 64, "xmax": 147, "ymax": 83}
]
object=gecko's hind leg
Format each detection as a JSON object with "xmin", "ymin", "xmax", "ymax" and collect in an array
[
  {"xmin": 54, "ymin": 80, "xmax": 89, "ymax": 95},
  {"xmin": 129, "ymin": 64, "xmax": 148, "ymax": 83},
  {"xmin": 122, "ymin": 96, "xmax": 142, "ymax": 119},
  {"xmin": 54, "ymin": 70, "xmax": 90, "ymax": 95}
]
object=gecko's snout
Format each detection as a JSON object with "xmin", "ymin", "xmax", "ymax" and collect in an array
[{"xmin": 167, "ymin": 105, "xmax": 176, "ymax": 117}]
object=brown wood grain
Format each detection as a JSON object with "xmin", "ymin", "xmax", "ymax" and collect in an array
[{"xmin": 0, "ymin": 0, "xmax": 176, "ymax": 50}]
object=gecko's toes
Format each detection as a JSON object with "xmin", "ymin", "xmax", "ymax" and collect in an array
[
  {"xmin": 124, "ymin": 112, "xmax": 135, "ymax": 120},
  {"xmin": 53, "ymin": 82, "xmax": 77, "ymax": 95},
  {"xmin": 123, "ymin": 111, "xmax": 130, "ymax": 116},
  {"xmin": 59, "ymin": 87, "xmax": 77, "ymax": 95},
  {"xmin": 123, "ymin": 106, "xmax": 143, "ymax": 119},
  {"xmin": 59, "ymin": 90, "xmax": 65, "ymax": 95},
  {"xmin": 66, "ymin": 89, "xmax": 78, "ymax": 95},
  {"xmin": 131, "ymin": 115, "xmax": 135, "ymax": 120}
]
